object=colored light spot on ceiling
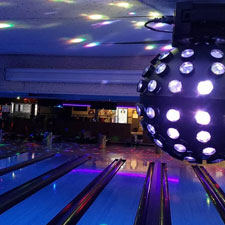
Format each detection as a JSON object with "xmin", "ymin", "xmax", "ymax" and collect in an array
[
  {"xmin": 154, "ymin": 23, "xmax": 166, "ymax": 28},
  {"xmin": 133, "ymin": 21, "xmax": 145, "ymax": 29},
  {"xmin": 92, "ymin": 20, "xmax": 119, "ymax": 28},
  {"xmin": 67, "ymin": 37, "xmax": 86, "ymax": 44},
  {"xmin": 49, "ymin": 0, "xmax": 75, "ymax": 3},
  {"xmin": 149, "ymin": 11, "xmax": 163, "ymax": 19},
  {"xmin": 129, "ymin": 12, "xmax": 136, "ymax": 15},
  {"xmin": 0, "ymin": 2, "xmax": 13, "ymax": 6},
  {"xmin": 88, "ymin": 14, "xmax": 106, "ymax": 20},
  {"xmin": 145, "ymin": 45, "xmax": 155, "ymax": 50},
  {"xmin": 109, "ymin": 2, "xmax": 132, "ymax": 8},
  {"xmin": 0, "ymin": 144, "xmax": 5, "ymax": 146},
  {"xmin": 39, "ymin": 23, "xmax": 61, "ymax": 29},
  {"xmin": 84, "ymin": 42, "xmax": 100, "ymax": 48},
  {"xmin": 0, "ymin": 23, "xmax": 14, "ymax": 29}
]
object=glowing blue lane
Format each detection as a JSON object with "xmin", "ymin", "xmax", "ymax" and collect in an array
[
  {"xmin": 0, "ymin": 152, "xmax": 37, "ymax": 169},
  {"xmin": 77, "ymin": 170, "xmax": 146, "ymax": 225},
  {"xmin": 0, "ymin": 154, "xmax": 70, "ymax": 194},
  {"xmin": 167, "ymin": 165, "xmax": 224, "ymax": 225},
  {"xmin": 0, "ymin": 161, "xmax": 104, "ymax": 225}
]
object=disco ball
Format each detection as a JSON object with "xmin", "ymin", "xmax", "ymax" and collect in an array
[{"xmin": 137, "ymin": 44, "xmax": 225, "ymax": 164}]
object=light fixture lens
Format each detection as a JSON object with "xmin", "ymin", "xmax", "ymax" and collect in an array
[
  {"xmin": 143, "ymin": 65, "xmax": 150, "ymax": 76},
  {"xmin": 154, "ymin": 139, "xmax": 163, "ymax": 147},
  {"xmin": 147, "ymin": 124, "xmax": 156, "ymax": 135},
  {"xmin": 166, "ymin": 109, "xmax": 180, "ymax": 122},
  {"xmin": 167, "ymin": 128, "xmax": 180, "ymax": 139},
  {"xmin": 148, "ymin": 80, "xmax": 157, "ymax": 92},
  {"xmin": 181, "ymin": 49, "xmax": 194, "ymax": 58},
  {"xmin": 195, "ymin": 110, "xmax": 211, "ymax": 125},
  {"xmin": 184, "ymin": 156, "xmax": 195, "ymax": 161},
  {"xmin": 159, "ymin": 52, "xmax": 170, "ymax": 60},
  {"xmin": 196, "ymin": 131, "xmax": 211, "ymax": 143},
  {"xmin": 146, "ymin": 107, "xmax": 155, "ymax": 119},
  {"xmin": 197, "ymin": 80, "xmax": 213, "ymax": 95},
  {"xmin": 211, "ymin": 49, "xmax": 224, "ymax": 59},
  {"xmin": 136, "ymin": 105, "xmax": 142, "ymax": 116},
  {"xmin": 155, "ymin": 63, "xmax": 167, "ymax": 74},
  {"xmin": 174, "ymin": 144, "xmax": 186, "ymax": 153},
  {"xmin": 180, "ymin": 62, "xmax": 194, "ymax": 74},
  {"xmin": 211, "ymin": 62, "xmax": 225, "ymax": 75},
  {"xmin": 202, "ymin": 147, "xmax": 216, "ymax": 156},
  {"xmin": 137, "ymin": 80, "xmax": 143, "ymax": 92},
  {"xmin": 168, "ymin": 80, "xmax": 182, "ymax": 93}
]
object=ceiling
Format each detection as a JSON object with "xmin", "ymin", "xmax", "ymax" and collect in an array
[{"xmin": 0, "ymin": 0, "xmax": 176, "ymax": 57}]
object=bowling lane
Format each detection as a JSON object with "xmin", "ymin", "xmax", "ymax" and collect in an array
[
  {"xmin": 204, "ymin": 164, "xmax": 225, "ymax": 192},
  {"xmin": 0, "ymin": 153, "xmax": 71, "ymax": 194},
  {"xmin": 0, "ymin": 152, "xmax": 38, "ymax": 169},
  {"xmin": 77, "ymin": 163, "xmax": 147, "ymax": 225},
  {"xmin": 0, "ymin": 159, "xmax": 106, "ymax": 225},
  {"xmin": 167, "ymin": 164, "xmax": 224, "ymax": 225}
]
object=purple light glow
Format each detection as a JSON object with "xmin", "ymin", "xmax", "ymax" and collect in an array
[
  {"xmin": 71, "ymin": 168, "xmax": 180, "ymax": 182},
  {"xmin": 168, "ymin": 177, "xmax": 179, "ymax": 183},
  {"xmin": 71, "ymin": 168, "xmax": 145, "ymax": 178},
  {"xmin": 62, "ymin": 104, "xmax": 91, "ymax": 107}
]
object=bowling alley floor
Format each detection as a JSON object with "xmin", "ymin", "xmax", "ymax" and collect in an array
[{"xmin": 0, "ymin": 140, "xmax": 224, "ymax": 225}]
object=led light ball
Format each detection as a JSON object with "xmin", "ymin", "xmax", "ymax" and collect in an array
[{"xmin": 138, "ymin": 44, "xmax": 225, "ymax": 163}]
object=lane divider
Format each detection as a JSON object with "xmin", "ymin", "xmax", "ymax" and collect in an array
[
  {"xmin": 134, "ymin": 162, "xmax": 172, "ymax": 225},
  {"xmin": 0, "ymin": 152, "xmax": 55, "ymax": 176},
  {"xmin": 0, "ymin": 154, "xmax": 90, "ymax": 214},
  {"xmin": 0, "ymin": 150, "xmax": 28, "ymax": 160},
  {"xmin": 192, "ymin": 165, "xmax": 225, "ymax": 223},
  {"xmin": 47, "ymin": 158, "xmax": 126, "ymax": 225}
]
